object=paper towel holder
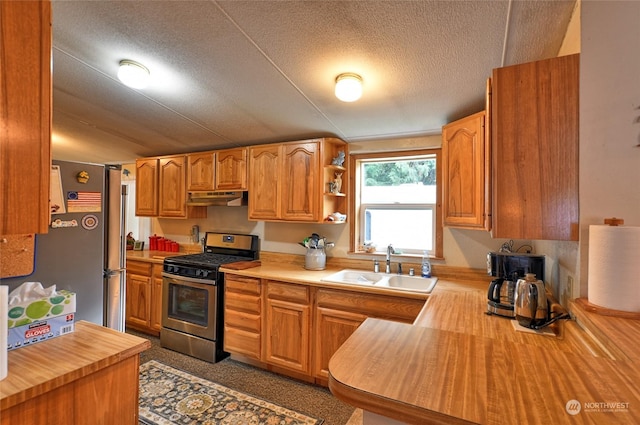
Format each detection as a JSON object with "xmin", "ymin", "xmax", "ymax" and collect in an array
[{"xmin": 603, "ymin": 217, "xmax": 624, "ymax": 226}]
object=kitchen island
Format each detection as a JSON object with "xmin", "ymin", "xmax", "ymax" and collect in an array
[{"xmin": 0, "ymin": 321, "xmax": 150, "ymax": 425}]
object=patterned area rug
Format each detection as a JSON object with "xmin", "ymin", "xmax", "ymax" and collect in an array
[{"xmin": 139, "ymin": 360, "xmax": 324, "ymax": 425}]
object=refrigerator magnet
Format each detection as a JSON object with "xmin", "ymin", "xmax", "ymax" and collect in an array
[{"xmin": 81, "ymin": 214, "xmax": 99, "ymax": 230}]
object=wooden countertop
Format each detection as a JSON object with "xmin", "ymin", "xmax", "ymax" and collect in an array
[
  {"xmin": 1, "ymin": 321, "xmax": 151, "ymax": 411},
  {"xmin": 329, "ymin": 318, "xmax": 639, "ymax": 425},
  {"xmin": 328, "ymin": 280, "xmax": 640, "ymax": 424}
]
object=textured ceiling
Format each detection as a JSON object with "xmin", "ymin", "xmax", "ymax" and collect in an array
[{"xmin": 50, "ymin": 0, "xmax": 577, "ymax": 164}]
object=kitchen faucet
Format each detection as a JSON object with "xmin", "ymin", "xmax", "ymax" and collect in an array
[{"xmin": 386, "ymin": 244, "xmax": 395, "ymax": 274}]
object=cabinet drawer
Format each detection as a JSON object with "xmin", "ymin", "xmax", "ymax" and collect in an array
[
  {"xmin": 126, "ymin": 260, "xmax": 152, "ymax": 276},
  {"xmin": 224, "ymin": 327, "xmax": 261, "ymax": 360},
  {"xmin": 225, "ymin": 310, "xmax": 261, "ymax": 333},
  {"xmin": 225, "ymin": 291, "xmax": 261, "ymax": 314},
  {"xmin": 266, "ymin": 281, "xmax": 309, "ymax": 303},
  {"xmin": 225, "ymin": 275, "xmax": 261, "ymax": 295},
  {"xmin": 316, "ymin": 288, "xmax": 422, "ymax": 323}
]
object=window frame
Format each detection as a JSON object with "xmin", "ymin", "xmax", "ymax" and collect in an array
[{"xmin": 348, "ymin": 149, "xmax": 443, "ymax": 259}]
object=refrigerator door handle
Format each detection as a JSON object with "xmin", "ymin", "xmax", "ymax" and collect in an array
[{"xmin": 104, "ymin": 267, "xmax": 126, "ymax": 278}]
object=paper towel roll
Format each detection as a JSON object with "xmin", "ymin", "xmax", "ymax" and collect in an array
[
  {"xmin": 1, "ymin": 285, "xmax": 7, "ymax": 380},
  {"xmin": 588, "ymin": 225, "xmax": 640, "ymax": 312}
]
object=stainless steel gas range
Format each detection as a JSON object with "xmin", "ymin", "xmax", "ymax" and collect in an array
[{"xmin": 160, "ymin": 232, "xmax": 259, "ymax": 363}]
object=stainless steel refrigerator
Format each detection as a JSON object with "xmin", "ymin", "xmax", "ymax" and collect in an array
[{"xmin": 0, "ymin": 160, "xmax": 127, "ymax": 331}]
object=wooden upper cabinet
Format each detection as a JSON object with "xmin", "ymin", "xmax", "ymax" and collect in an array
[
  {"xmin": 281, "ymin": 141, "xmax": 320, "ymax": 222},
  {"xmin": 0, "ymin": 0, "xmax": 52, "ymax": 235},
  {"xmin": 248, "ymin": 138, "xmax": 347, "ymax": 223},
  {"xmin": 158, "ymin": 155, "xmax": 187, "ymax": 218},
  {"xmin": 135, "ymin": 158, "xmax": 158, "ymax": 216},
  {"xmin": 442, "ymin": 111, "xmax": 490, "ymax": 230},
  {"xmin": 248, "ymin": 144, "xmax": 281, "ymax": 220},
  {"xmin": 215, "ymin": 147, "xmax": 248, "ymax": 191},
  {"xmin": 187, "ymin": 152, "xmax": 215, "ymax": 191},
  {"xmin": 137, "ymin": 155, "xmax": 205, "ymax": 218},
  {"xmin": 491, "ymin": 53, "xmax": 579, "ymax": 241}
]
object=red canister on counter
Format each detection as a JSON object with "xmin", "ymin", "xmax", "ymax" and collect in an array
[
  {"xmin": 157, "ymin": 238, "xmax": 166, "ymax": 251},
  {"xmin": 149, "ymin": 235, "xmax": 159, "ymax": 250},
  {"xmin": 171, "ymin": 242, "xmax": 179, "ymax": 252}
]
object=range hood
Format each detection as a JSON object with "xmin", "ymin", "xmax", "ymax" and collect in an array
[{"xmin": 186, "ymin": 191, "xmax": 247, "ymax": 207}]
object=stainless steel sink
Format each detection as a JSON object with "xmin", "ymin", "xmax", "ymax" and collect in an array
[{"xmin": 321, "ymin": 269, "xmax": 438, "ymax": 293}]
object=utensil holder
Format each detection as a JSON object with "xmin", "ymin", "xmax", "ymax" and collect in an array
[{"xmin": 305, "ymin": 247, "xmax": 326, "ymax": 270}]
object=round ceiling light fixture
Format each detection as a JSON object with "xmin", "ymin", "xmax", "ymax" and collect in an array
[
  {"xmin": 117, "ymin": 59, "xmax": 150, "ymax": 89},
  {"xmin": 335, "ymin": 73, "xmax": 363, "ymax": 102}
]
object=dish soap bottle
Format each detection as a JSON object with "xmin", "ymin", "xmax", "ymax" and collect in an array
[{"xmin": 421, "ymin": 251, "xmax": 431, "ymax": 278}]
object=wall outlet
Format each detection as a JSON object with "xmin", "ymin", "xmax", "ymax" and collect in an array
[{"xmin": 566, "ymin": 276, "xmax": 574, "ymax": 299}]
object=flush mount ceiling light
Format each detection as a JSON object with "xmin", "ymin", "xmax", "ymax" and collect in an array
[
  {"xmin": 117, "ymin": 59, "xmax": 150, "ymax": 89},
  {"xmin": 335, "ymin": 73, "xmax": 363, "ymax": 102}
]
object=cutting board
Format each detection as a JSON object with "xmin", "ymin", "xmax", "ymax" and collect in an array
[
  {"xmin": 0, "ymin": 234, "xmax": 36, "ymax": 278},
  {"xmin": 223, "ymin": 260, "xmax": 261, "ymax": 270}
]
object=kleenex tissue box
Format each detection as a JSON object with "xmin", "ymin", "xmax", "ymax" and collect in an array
[{"xmin": 7, "ymin": 289, "xmax": 76, "ymax": 351}]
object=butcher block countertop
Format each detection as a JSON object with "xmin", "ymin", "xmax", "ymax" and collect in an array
[
  {"xmin": 1, "ymin": 321, "xmax": 151, "ymax": 411},
  {"xmin": 221, "ymin": 259, "xmax": 640, "ymax": 424}
]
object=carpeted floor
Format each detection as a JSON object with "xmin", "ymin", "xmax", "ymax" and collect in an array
[{"xmin": 130, "ymin": 329, "xmax": 358, "ymax": 425}]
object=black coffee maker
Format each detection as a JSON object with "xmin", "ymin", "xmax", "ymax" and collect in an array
[{"xmin": 486, "ymin": 252, "xmax": 545, "ymax": 318}]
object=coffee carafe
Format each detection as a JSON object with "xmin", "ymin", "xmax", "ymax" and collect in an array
[
  {"xmin": 487, "ymin": 273, "xmax": 518, "ymax": 318},
  {"xmin": 514, "ymin": 273, "xmax": 548, "ymax": 328}
]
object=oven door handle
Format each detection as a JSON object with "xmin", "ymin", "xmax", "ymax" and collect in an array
[{"xmin": 162, "ymin": 272, "xmax": 217, "ymax": 285}]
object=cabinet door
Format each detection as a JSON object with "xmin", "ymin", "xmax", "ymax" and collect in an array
[
  {"xmin": 281, "ymin": 141, "xmax": 320, "ymax": 221},
  {"xmin": 150, "ymin": 265, "xmax": 163, "ymax": 332},
  {"xmin": 215, "ymin": 147, "xmax": 248, "ymax": 191},
  {"xmin": 125, "ymin": 273, "xmax": 151, "ymax": 329},
  {"xmin": 314, "ymin": 307, "xmax": 366, "ymax": 379},
  {"xmin": 491, "ymin": 54, "xmax": 579, "ymax": 241},
  {"xmin": 135, "ymin": 159, "xmax": 158, "ymax": 216},
  {"xmin": 264, "ymin": 281, "xmax": 311, "ymax": 374},
  {"xmin": 264, "ymin": 298, "xmax": 310, "ymax": 373},
  {"xmin": 158, "ymin": 155, "xmax": 187, "ymax": 218},
  {"xmin": 0, "ymin": 1, "xmax": 51, "ymax": 235},
  {"xmin": 248, "ymin": 145, "xmax": 281, "ymax": 220},
  {"xmin": 442, "ymin": 111, "xmax": 488, "ymax": 229},
  {"xmin": 187, "ymin": 152, "xmax": 215, "ymax": 191}
]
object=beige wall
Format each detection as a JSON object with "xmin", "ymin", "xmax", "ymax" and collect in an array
[{"xmin": 577, "ymin": 1, "xmax": 640, "ymax": 297}]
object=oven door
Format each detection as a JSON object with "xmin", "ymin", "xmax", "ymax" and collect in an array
[{"xmin": 162, "ymin": 273, "xmax": 218, "ymax": 341}]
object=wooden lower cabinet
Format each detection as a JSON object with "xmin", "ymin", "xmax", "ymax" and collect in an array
[
  {"xmin": 125, "ymin": 273, "xmax": 151, "ymax": 330},
  {"xmin": 264, "ymin": 281, "xmax": 311, "ymax": 374},
  {"xmin": 314, "ymin": 306, "xmax": 366, "ymax": 380},
  {"xmin": 222, "ymin": 275, "xmax": 425, "ymax": 385},
  {"xmin": 150, "ymin": 264, "xmax": 163, "ymax": 332},
  {"xmin": 313, "ymin": 288, "xmax": 424, "ymax": 383},
  {"xmin": 125, "ymin": 260, "xmax": 162, "ymax": 335},
  {"xmin": 224, "ymin": 275, "xmax": 262, "ymax": 360}
]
